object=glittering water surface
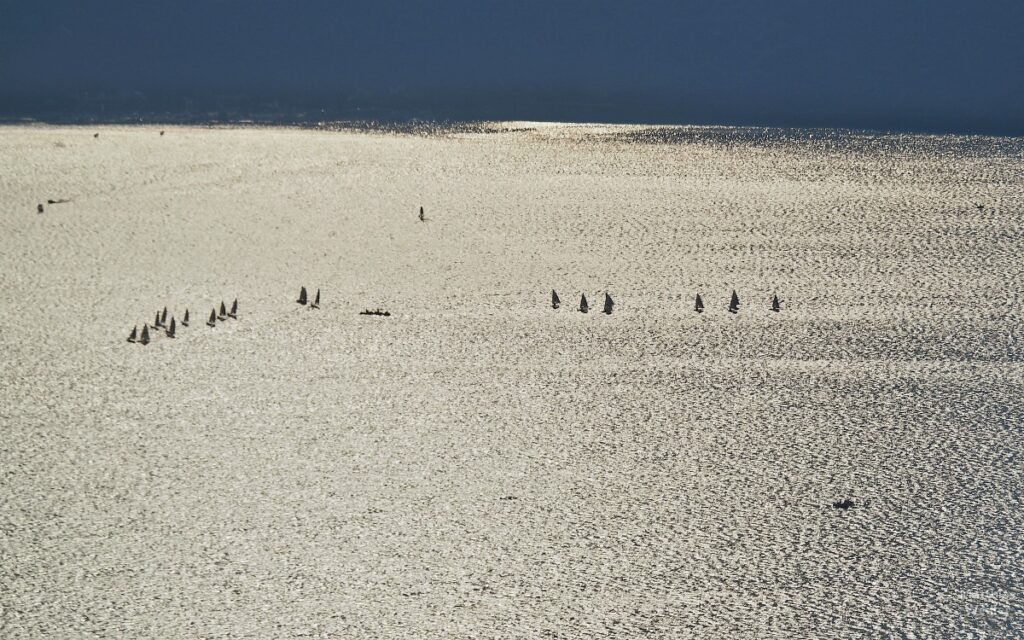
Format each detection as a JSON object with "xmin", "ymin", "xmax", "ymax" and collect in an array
[{"xmin": 1, "ymin": 124, "xmax": 1022, "ymax": 638}]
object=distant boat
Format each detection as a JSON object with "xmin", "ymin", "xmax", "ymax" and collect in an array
[
  {"xmin": 419, "ymin": 206, "xmax": 425, "ymax": 222},
  {"xmin": 140, "ymin": 325, "xmax": 150, "ymax": 345},
  {"xmin": 771, "ymin": 294, "xmax": 781, "ymax": 312},
  {"xmin": 166, "ymin": 317, "xmax": 176, "ymax": 338},
  {"xmin": 37, "ymin": 203, "xmax": 44, "ymax": 214},
  {"xmin": 154, "ymin": 310, "xmax": 164, "ymax": 328},
  {"xmin": 603, "ymin": 293, "xmax": 613, "ymax": 314},
  {"xmin": 579, "ymin": 294, "xmax": 589, "ymax": 313},
  {"xmin": 297, "ymin": 286, "xmax": 308, "ymax": 306},
  {"xmin": 218, "ymin": 302, "xmax": 227, "ymax": 320},
  {"xmin": 182, "ymin": 309, "xmax": 190, "ymax": 327},
  {"xmin": 161, "ymin": 307, "xmax": 168, "ymax": 325},
  {"xmin": 310, "ymin": 289, "xmax": 320, "ymax": 309},
  {"xmin": 728, "ymin": 290, "xmax": 739, "ymax": 314},
  {"xmin": 127, "ymin": 326, "xmax": 137, "ymax": 343},
  {"xmin": 552, "ymin": 290, "xmax": 560, "ymax": 309},
  {"xmin": 228, "ymin": 299, "xmax": 238, "ymax": 318},
  {"xmin": 206, "ymin": 309, "xmax": 216, "ymax": 327},
  {"xmin": 695, "ymin": 294, "xmax": 704, "ymax": 313}
]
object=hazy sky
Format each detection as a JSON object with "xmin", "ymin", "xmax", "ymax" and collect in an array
[{"xmin": 2, "ymin": 1, "xmax": 1022, "ymax": 133}]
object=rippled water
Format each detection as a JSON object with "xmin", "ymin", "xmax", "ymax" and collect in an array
[{"xmin": 1, "ymin": 123, "xmax": 1022, "ymax": 637}]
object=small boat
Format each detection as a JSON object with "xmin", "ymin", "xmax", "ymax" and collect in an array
[
  {"xmin": 154, "ymin": 310, "xmax": 164, "ymax": 328},
  {"xmin": 297, "ymin": 286, "xmax": 308, "ymax": 306},
  {"xmin": 218, "ymin": 302, "xmax": 227, "ymax": 320},
  {"xmin": 140, "ymin": 325, "xmax": 150, "ymax": 345},
  {"xmin": 228, "ymin": 299, "xmax": 238, "ymax": 318},
  {"xmin": 37, "ymin": 203, "xmax": 44, "ymax": 214},
  {"xmin": 161, "ymin": 307, "xmax": 168, "ymax": 325},
  {"xmin": 551, "ymin": 290, "xmax": 560, "ymax": 309},
  {"xmin": 127, "ymin": 326, "xmax": 137, "ymax": 343},
  {"xmin": 418, "ymin": 206, "xmax": 425, "ymax": 221},
  {"xmin": 310, "ymin": 289, "xmax": 320, "ymax": 309},
  {"xmin": 579, "ymin": 294, "xmax": 589, "ymax": 313},
  {"xmin": 182, "ymin": 309, "xmax": 190, "ymax": 327},
  {"xmin": 728, "ymin": 290, "xmax": 739, "ymax": 314},
  {"xmin": 771, "ymin": 294, "xmax": 781, "ymax": 312},
  {"xmin": 166, "ymin": 317, "xmax": 176, "ymax": 338},
  {"xmin": 206, "ymin": 309, "xmax": 216, "ymax": 327},
  {"xmin": 695, "ymin": 294, "xmax": 704, "ymax": 313},
  {"xmin": 603, "ymin": 293, "xmax": 614, "ymax": 315}
]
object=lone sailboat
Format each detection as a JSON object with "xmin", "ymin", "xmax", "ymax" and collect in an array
[
  {"xmin": 551, "ymin": 290, "xmax": 560, "ymax": 309},
  {"xmin": 310, "ymin": 289, "xmax": 320, "ymax": 309},
  {"xmin": 419, "ymin": 206, "xmax": 425, "ymax": 222},
  {"xmin": 140, "ymin": 325, "xmax": 150, "ymax": 345},
  {"xmin": 603, "ymin": 293, "xmax": 614, "ymax": 315},
  {"xmin": 728, "ymin": 290, "xmax": 739, "ymax": 314},
  {"xmin": 579, "ymin": 294, "xmax": 589, "ymax": 313},
  {"xmin": 297, "ymin": 286, "xmax": 308, "ymax": 306},
  {"xmin": 166, "ymin": 317, "xmax": 176, "ymax": 338},
  {"xmin": 771, "ymin": 294, "xmax": 781, "ymax": 312},
  {"xmin": 695, "ymin": 294, "xmax": 704, "ymax": 313},
  {"xmin": 206, "ymin": 309, "xmax": 216, "ymax": 327},
  {"xmin": 127, "ymin": 326, "xmax": 138, "ymax": 343}
]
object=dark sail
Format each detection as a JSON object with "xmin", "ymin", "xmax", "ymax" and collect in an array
[
  {"xmin": 182, "ymin": 309, "xmax": 190, "ymax": 326},
  {"xmin": 207, "ymin": 309, "xmax": 216, "ymax": 327},
  {"xmin": 161, "ymin": 307, "xmax": 168, "ymax": 325},
  {"xmin": 771, "ymin": 294, "xmax": 781, "ymax": 312},
  {"xmin": 218, "ymin": 302, "xmax": 227, "ymax": 320},
  {"xmin": 297, "ymin": 286, "xmax": 308, "ymax": 305},
  {"xmin": 228, "ymin": 299, "xmax": 238, "ymax": 318},
  {"xmin": 552, "ymin": 290, "xmax": 560, "ymax": 309},
  {"xmin": 603, "ymin": 293, "xmax": 613, "ymax": 315},
  {"xmin": 310, "ymin": 289, "xmax": 320, "ymax": 309},
  {"xmin": 166, "ymin": 317, "xmax": 176, "ymax": 338},
  {"xmin": 419, "ymin": 206, "xmax": 425, "ymax": 221},
  {"xmin": 140, "ymin": 325, "xmax": 150, "ymax": 345},
  {"xmin": 154, "ymin": 310, "xmax": 164, "ymax": 328},
  {"xmin": 128, "ymin": 326, "xmax": 137, "ymax": 343},
  {"xmin": 579, "ymin": 294, "xmax": 589, "ymax": 313},
  {"xmin": 729, "ymin": 290, "xmax": 739, "ymax": 314},
  {"xmin": 695, "ymin": 294, "xmax": 704, "ymax": 313}
]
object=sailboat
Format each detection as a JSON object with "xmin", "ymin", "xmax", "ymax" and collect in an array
[
  {"xmin": 419, "ymin": 206, "xmax": 425, "ymax": 222},
  {"xmin": 140, "ymin": 325, "xmax": 150, "ymax": 345},
  {"xmin": 310, "ymin": 289, "xmax": 320, "ymax": 309},
  {"xmin": 297, "ymin": 286, "xmax": 308, "ymax": 306},
  {"xmin": 166, "ymin": 317, "xmax": 176, "ymax": 338},
  {"xmin": 771, "ymin": 294, "xmax": 781, "ymax": 312},
  {"xmin": 127, "ymin": 326, "xmax": 137, "ymax": 343},
  {"xmin": 695, "ymin": 294, "xmax": 704, "ymax": 313},
  {"xmin": 182, "ymin": 309, "xmax": 190, "ymax": 327},
  {"xmin": 206, "ymin": 309, "xmax": 216, "ymax": 327},
  {"xmin": 579, "ymin": 294, "xmax": 589, "ymax": 313},
  {"xmin": 551, "ymin": 290, "xmax": 560, "ymax": 309},
  {"xmin": 728, "ymin": 290, "xmax": 739, "ymax": 314},
  {"xmin": 603, "ymin": 293, "xmax": 614, "ymax": 315},
  {"xmin": 154, "ymin": 310, "xmax": 164, "ymax": 328},
  {"xmin": 161, "ymin": 307, "xmax": 168, "ymax": 326},
  {"xmin": 228, "ymin": 299, "xmax": 238, "ymax": 318},
  {"xmin": 217, "ymin": 302, "xmax": 227, "ymax": 320}
]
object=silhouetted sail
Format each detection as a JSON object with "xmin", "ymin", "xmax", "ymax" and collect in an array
[
  {"xmin": 228, "ymin": 299, "xmax": 238, "ymax": 318},
  {"xmin": 579, "ymin": 294, "xmax": 589, "ymax": 313},
  {"xmin": 127, "ymin": 326, "xmax": 137, "ymax": 343},
  {"xmin": 695, "ymin": 294, "xmax": 704, "ymax": 313},
  {"xmin": 552, "ymin": 290, "xmax": 560, "ymax": 309},
  {"xmin": 729, "ymin": 290, "xmax": 739, "ymax": 314},
  {"xmin": 771, "ymin": 294, "xmax": 781, "ymax": 312},
  {"xmin": 166, "ymin": 317, "xmax": 176, "ymax": 338},
  {"xmin": 419, "ymin": 206, "xmax": 425, "ymax": 221},
  {"xmin": 207, "ymin": 309, "xmax": 216, "ymax": 327},
  {"xmin": 154, "ymin": 310, "xmax": 164, "ymax": 328},
  {"xmin": 140, "ymin": 325, "xmax": 150, "ymax": 345},
  {"xmin": 603, "ymin": 293, "xmax": 613, "ymax": 314},
  {"xmin": 182, "ymin": 309, "xmax": 190, "ymax": 326},
  {"xmin": 218, "ymin": 302, "xmax": 227, "ymax": 320},
  {"xmin": 310, "ymin": 289, "xmax": 320, "ymax": 309},
  {"xmin": 297, "ymin": 286, "xmax": 308, "ymax": 305},
  {"xmin": 161, "ymin": 307, "xmax": 168, "ymax": 325}
]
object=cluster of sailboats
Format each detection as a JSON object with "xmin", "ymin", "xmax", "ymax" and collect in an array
[
  {"xmin": 296, "ymin": 286, "xmax": 321, "ymax": 309},
  {"xmin": 127, "ymin": 299, "xmax": 238, "ymax": 345},
  {"xmin": 551, "ymin": 289, "xmax": 781, "ymax": 314}
]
